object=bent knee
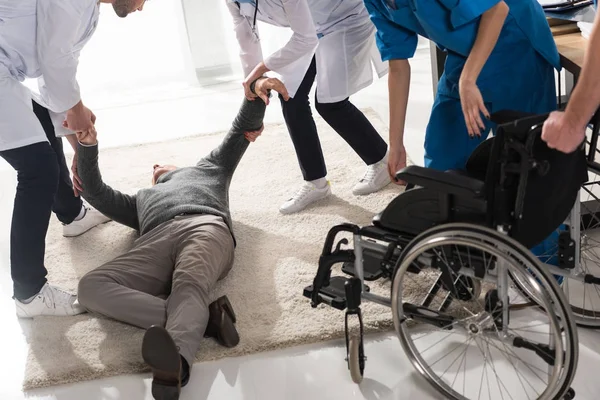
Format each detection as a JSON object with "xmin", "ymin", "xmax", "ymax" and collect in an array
[{"xmin": 77, "ymin": 272, "xmax": 109, "ymax": 311}]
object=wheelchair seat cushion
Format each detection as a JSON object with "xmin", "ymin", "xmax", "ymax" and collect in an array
[{"xmin": 373, "ymin": 186, "xmax": 487, "ymax": 235}]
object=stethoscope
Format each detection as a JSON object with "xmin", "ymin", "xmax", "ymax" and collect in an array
[
  {"xmin": 252, "ymin": 0, "xmax": 259, "ymax": 35},
  {"xmin": 236, "ymin": 0, "xmax": 260, "ymax": 40}
]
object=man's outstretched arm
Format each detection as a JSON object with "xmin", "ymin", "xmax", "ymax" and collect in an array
[
  {"xmin": 76, "ymin": 129, "xmax": 140, "ymax": 230},
  {"xmin": 202, "ymin": 77, "xmax": 287, "ymax": 175},
  {"xmin": 543, "ymin": 15, "xmax": 600, "ymax": 153}
]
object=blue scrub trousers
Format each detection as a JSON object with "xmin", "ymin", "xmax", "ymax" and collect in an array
[{"xmin": 424, "ymin": 93, "xmax": 493, "ymax": 171}]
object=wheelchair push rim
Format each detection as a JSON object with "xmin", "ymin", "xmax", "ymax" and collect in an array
[
  {"xmin": 566, "ymin": 182, "xmax": 600, "ymax": 327},
  {"xmin": 530, "ymin": 190, "xmax": 600, "ymax": 328},
  {"xmin": 391, "ymin": 223, "xmax": 578, "ymax": 400}
]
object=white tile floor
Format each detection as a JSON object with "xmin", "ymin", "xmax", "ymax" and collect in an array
[{"xmin": 2, "ymin": 48, "xmax": 600, "ymax": 400}]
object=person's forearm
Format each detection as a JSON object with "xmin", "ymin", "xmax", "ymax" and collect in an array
[
  {"xmin": 245, "ymin": 62, "xmax": 270, "ymax": 84},
  {"xmin": 460, "ymin": 2, "xmax": 509, "ymax": 84},
  {"xmin": 565, "ymin": 17, "xmax": 600, "ymax": 130},
  {"xmin": 204, "ymin": 98, "xmax": 266, "ymax": 173},
  {"xmin": 388, "ymin": 60, "xmax": 411, "ymax": 150},
  {"xmin": 77, "ymin": 144, "xmax": 140, "ymax": 230},
  {"xmin": 65, "ymin": 133, "xmax": 78, "ymax": 152}
]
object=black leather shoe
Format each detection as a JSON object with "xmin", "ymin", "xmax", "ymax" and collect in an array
[
  {"xmin": 142, "ymin": 326, "xmax": 182, "ymax": 400},
  {"xmin": 204, "ymin": 295, "xmax": 240, "ymax": 348}
]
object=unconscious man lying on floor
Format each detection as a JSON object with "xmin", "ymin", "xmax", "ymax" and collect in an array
[{"xmin": 74, "ymin": 77, "xmax": 284, "ymax": 400}]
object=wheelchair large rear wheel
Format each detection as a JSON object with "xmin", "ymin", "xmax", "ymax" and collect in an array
[
  {"xmin": 531, "ymin": 190, "xmax": 600, "ymax": 328},
  {"xmin": 391, "ymin": 223, "xmax": 578, "ymax": 400}
]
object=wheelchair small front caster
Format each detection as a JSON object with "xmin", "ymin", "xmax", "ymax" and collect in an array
[
  {"xmin": 456, "ymin": 275, "xmax": 482, "ymax": 301},
  {"xmin": 564, "ymin": 387, "xmax": 576, "ymax": 400},
  {"xmin": 344, "ymin": 277, "xmax": 365, "ymax": 384},
  {"xmin": 347, "ymin": 333, "xmax": 365, "ymax": 384}
]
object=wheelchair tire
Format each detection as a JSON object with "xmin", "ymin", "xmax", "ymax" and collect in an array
[
  {"xmin": 391, "ymin": 223, "xmax": 579, "ymax": 400},
  {"xmin": 529, "ymin": 220, "xmax": 600, "ymax": 329},
  {"xmin": 348, "ymin": 334, "xmax": 364, "ymax": 384}
]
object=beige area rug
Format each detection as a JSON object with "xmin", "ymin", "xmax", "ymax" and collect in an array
[{"xmin": 22, "ymin": 109, "xmax": 411, "ymax": 390}]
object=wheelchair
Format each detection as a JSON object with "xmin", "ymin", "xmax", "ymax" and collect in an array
[{"xmin": 303, "ymin": 111, "xmax": 590, "ymax": 400}]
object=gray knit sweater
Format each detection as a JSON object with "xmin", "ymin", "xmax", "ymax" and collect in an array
[{"xmin": 77, "ymin": 98, "xmax": 266, "ymax": 243}]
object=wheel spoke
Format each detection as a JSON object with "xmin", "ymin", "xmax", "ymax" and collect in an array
[
  {"xmin": 393, "ymin": 229, "xmax": 570, "ymax": 400},
  {"xmin": 486, "ymin": 333, "xmax": 538, "ymax": 399},
  {"xmin": 485, "ymin": 339, "xmax": 510, "ymax": 400},
  {"xmin": 486, "ymin": 331, "xmax": 549, "ymax": 387},
  {"xmin": 427, "ymin": 335, "xmax": 472, "ymax": 367}
]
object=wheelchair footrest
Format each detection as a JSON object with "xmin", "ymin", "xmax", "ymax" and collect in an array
[
  {"xmin": 341, "ymin": 247, "xmax": 391, "ymax": 281},
  {"xmin": 304, "ymin": 276, "xmax": 370, "ymax": 311}
]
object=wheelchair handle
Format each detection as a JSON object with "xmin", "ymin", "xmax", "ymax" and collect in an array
[
  {"xmin": 525, "ymin": 123, "xmax": 551, "ymax": 175},
  {"xmin": 526, "ymin": 123, "xmax": 544, "ymax": 151}
]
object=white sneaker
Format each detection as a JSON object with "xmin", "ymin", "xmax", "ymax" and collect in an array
[
  {"xmin": 352, "ymin": 154, "xmax": 391, "ymax": 196},
  {"xmin": 63, "ymin": 206, "xmax": 111, "ymax": 237},
  {"xmin": 279, "ymin": 181, "xmax": 332, "ymax": 215},
  {"xmin": 15, "ymin": 283, "xmax": 86, "ymax": 318}
]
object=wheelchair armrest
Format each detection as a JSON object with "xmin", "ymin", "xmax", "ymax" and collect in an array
[{"xmin": 396, "ymin": 165, "xmax": 484, "ymax": 198}]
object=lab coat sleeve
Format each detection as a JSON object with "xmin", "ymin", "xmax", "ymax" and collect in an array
[
  {"xmin": 49, "ymin": 110, "xmax": 72, "ymax": 138},
  {"xmin": 227, "ymin": 2, "xmax": 264, "ymax": 77},
  {"xmin": 36, "ymin": 0, "xmax": 88, "ymax": 113},
  {"xmin": 28, "ymin": 86, "xmax": 72, "ymax": 137},
  {"xmin": 364, "ymin": 0, "xmax": 418, "ymax": 61},
  {"xmin": 262, "ymin": 0, "xmax": 319, "ymax": 73},
  {"xmin": 437, "ymin": 0, "xmax": 502, "ymax": 29}
]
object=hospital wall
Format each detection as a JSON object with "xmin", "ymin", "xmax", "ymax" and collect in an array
[{"xmin": 180, "ymin": 0, "xmax": 293, "ymax": 84}]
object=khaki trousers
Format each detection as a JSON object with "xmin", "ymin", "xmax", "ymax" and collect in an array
[{"xmin": 78, "ymin": 214, "xmax": 234, "ymax": 366}]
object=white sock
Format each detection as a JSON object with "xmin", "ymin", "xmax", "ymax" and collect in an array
[
  {"xmin": 73, "ymin": 205, "xmax": 86, "ymax": 221},
  {"xmin": 309, "ymin": 177, "xmax": 328, "ymax": 189}
]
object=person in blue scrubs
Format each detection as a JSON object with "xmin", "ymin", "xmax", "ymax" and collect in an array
[
  {"xmin": 363, "ymin": 0, "xmax": 560, "ymax": 178},
  {"xmin": 364, "ymin": 0, "xmax": 564, "ymax": 279}
]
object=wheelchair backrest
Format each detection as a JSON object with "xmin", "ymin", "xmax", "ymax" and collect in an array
[{"xmin": 469, "ymin": 111, "xmax": 588, "ymax": 248}]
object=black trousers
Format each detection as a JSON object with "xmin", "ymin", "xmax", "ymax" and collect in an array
[
  {"xmin": 279, "ymin": 57, "xmax": 388, "ymax": 181},
  {"xmin": 0, "ymin": 102, "xmax": 82, "ymax": 300}
]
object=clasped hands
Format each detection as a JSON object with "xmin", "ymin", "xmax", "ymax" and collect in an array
[
  {"xmin": 243, "ymin": 74, "xmax": 290, "ymax": 105},
  {"xmin": 62, "ymin": 102, "xmax": 97, "ymax": 196},
  {"xmin": 242, "ymin": 76, "xmax": 289, "ymax": 142},
  {"xmin": 63, "ymin": 109, "xmax": 97, "ymax": 147}
]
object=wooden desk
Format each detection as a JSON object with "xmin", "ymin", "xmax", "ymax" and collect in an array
[
  {"xmin": 551, "ymin": 31, "xmax": 600, "ymax": 178},
  {"xmin": 555, "ymin": 32, "xmax": 587, "ymax": 76}
]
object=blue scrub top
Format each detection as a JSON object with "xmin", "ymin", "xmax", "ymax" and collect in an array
[{"xmin": 364, "ymin": 0, "xmax": 561, "ymax": 101}]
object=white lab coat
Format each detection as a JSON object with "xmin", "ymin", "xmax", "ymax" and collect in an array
[
  {"xmin": 226, "ymin": 0, "xmax": 388, "ymax": 103},
  {"xmin": 0, "ymin": 0, "xmax": 99, "ymax": 151}
]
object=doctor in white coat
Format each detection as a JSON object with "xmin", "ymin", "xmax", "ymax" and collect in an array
[
  {"xmin": 0, "ymin": 0, "xmax": 147, "ymax": 318},
  {"xmin": 227, "ymin": 0, "xmax": 391, "ymax": 214}
]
